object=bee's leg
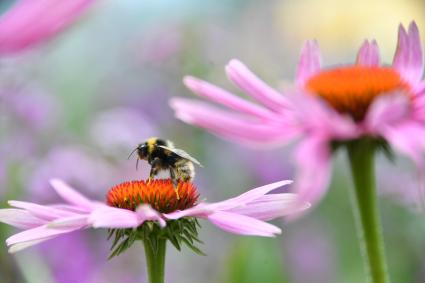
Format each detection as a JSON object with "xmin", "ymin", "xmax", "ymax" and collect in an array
[
  {"xmin": 169, "ymin": 168, "xmax": 180, "ymax": 200},
  {"xmin": 148, "ymin": 158, "xmax": 161, "ymax": 183}
]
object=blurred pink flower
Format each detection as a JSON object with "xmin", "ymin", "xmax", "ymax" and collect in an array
[
  {"xmin": 170, "ymin": 21, "xmax": 425, "ymax": 207},
  {"xmin": 0, "ymin": 0, "xmax": 95, "ymax": 54},
  {"xmin": 0, "ymin": 179, "xmax": 309, "ymax": 253}
]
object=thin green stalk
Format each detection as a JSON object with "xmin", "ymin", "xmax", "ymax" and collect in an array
[
  {"xmin": 144, "ymin": 239, "xmax": 167, "ymax": 283},
  {"xmin": 347, "ymin": 138, "xmax": 390, "ymax": 283}
]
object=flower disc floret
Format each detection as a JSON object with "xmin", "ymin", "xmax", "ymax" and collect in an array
[
  {"xmin": 106, "ymin": 179, "xmax": 199, "ymax": 213},
  {"xmin": 306, "ymin": 66, "xmax": 411, "ymax": 121}
]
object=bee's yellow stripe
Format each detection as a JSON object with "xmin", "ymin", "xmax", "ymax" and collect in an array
[{"xmin": 147, "ymin": 137, "xmax": 158, "ymax": 154}]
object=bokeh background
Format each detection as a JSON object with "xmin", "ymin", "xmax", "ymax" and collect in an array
[{"xmin": 1, "ymin": 0, "xmax": 425, "ymax": 282}]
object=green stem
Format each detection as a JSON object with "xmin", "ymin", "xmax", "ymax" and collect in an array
[
  {"xmin": 144, "ymin": 239, "xmax": 167, "ymax": 283},
  {"xmin": 347, "ymin": 138, "xmax": 390, "ymax": 283}
]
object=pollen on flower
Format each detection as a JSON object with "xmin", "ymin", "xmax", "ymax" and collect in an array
[
  {"xmin": 306, "ymin": 66, "xmax": 411, "ymax": 121},
  {"xmin": 106, "ymin": 179, "xmax": 199, "ymax": 213}
]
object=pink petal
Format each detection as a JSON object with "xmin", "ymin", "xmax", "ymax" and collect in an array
[
  {"xmin": 393, "ymin": 22, "xmax": 424, "ymax": 85},
  {"xmin": 48, "ymin": 215, "xmax": 89, "ymax": 229},
  {"xmin": 0, "ymin": 209, "xmax": 46, "ymax": 229},
  {"xmin": 225, "ymin": 59, "xmax": 290, "ymax": 111},
  {"xmin": 381, "ymin": 121, "xmax": 425, "ymax": 167},
  {"xmin": 290, "ymin": 93, "xmax": 359, "ymax": 139},
  {"xmin": 296, "ymin": 40, "xmax": 322, "ymax": 87},
  {"xmin": 363, "ymin": 93, "xmax": 410, "ymax": 133},
  {"xmin": 88, "ymin": 206, "xmax": 139, "ymax": 228},
  {"xmin": 8, "ymin": 238, "xmax": 52, "ymax": 253},
  {"xmin": 207, "ymin": 211, "xmax": 281, "ymax": 237},
  {"xmin": 164, "ymin": 204, "xmax": 213, "ymax": 220},
  {"xmin": 6, "ymin": 224, "xmax": 83, "ymax": 253},
  {"xmin": 136, "ymin": 205, "xmax": 166, "ymax": 228},
  {"xmin": 293, "ymin": 136, "xmax": 332, "ymax": 206},
  {"xmin": 356, "ymin": 40, "xmax": 381, "ymax": 66},
  {"xmin": 50, "ymin": 179, "xmax": 94, "ymax": 210},
  {"xmin": 208, "ymin": 180, "xmax": 293, "ymax": 211},
  {"xmin": 8, "ymin": 200, "xmax": 77, "ymax": 221},
  {"xmin": 183, "ymin": 76, "xmax": 275, "ymax": 119},
  {"xmin": 228, "ymin": 193, "xmax": 311, "ymax": 221},
  {"xmin": 170, "ymin": 98, "xmax": 294, "ymax": 144},
  {"xmin": 0, "ymin": 0, "xmax": 95, "ymax": 54}
]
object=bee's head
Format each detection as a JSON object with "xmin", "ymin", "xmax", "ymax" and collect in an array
[{"xmin": 136, "ymin": 143, "xmax": 148, "ymax": 160}]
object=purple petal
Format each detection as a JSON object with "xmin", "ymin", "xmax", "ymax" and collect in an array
[
  {"xmin": 0, "ymin": 209, "xmax": 46, "ymax": 229},
  {"xmin": 228, "ymin": 193, "xmax": 310, "ymax": 221},
  {"xmin": 393, "ymin": 22, "xmax": 424, "ymax": 85},
  {"xmin": 296, "ymin": 40, "xmax": 321, "ymax": 86},
  {"xmin": 89, "ymin": 206, "xmax": 139, "ymax": 228},
  {"xmin": 225, "ymin": 59, "xmax": 290, "ymax": 111},
  {"xmin": 183, "ymin": 76, "xmax": 275, "ymax": 119},
  {"xmin": 293, "ymin": 136, "xmax": 332, "ymax": 206},
  {"xmin": 135, "ymin": 205, "xmax": 166, "ymax": 228},
  {"xmin": 356, "ymin": 40, "xmax": 381, "ymax": 66},
  {"xmin": 0, "ymin": 0, "xmax": 95, "ymax": 54},
  {"xmin": 6, "ymin": 225, "xmax": 83, "ymax": 253},
  {"xmin": 50, "ymin": 179, "xmax": 94, "ymax": 210},
  {"xmin": 8, "ymin": 200, "xmax": 77, "ymax": 221},
  {"xmin": 207, "ymin": 211, "xmax": 281, "ymax": 237},
  {"xmin": 363, "ymin": 93, "xmax": 410, "ymax": 132}
]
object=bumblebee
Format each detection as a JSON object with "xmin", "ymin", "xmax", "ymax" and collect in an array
[{"xmin": 129, "ymin": 137, "xmax": 202, "ymax": 197}]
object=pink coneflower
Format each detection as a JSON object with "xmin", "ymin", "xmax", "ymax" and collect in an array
[
  {"xmin": 0, "ymin": 0, "xmax": 95, "ymax": 54},
  {"xmin": 0, "ymin": 178, "xmax": 307, "ymax": 282},
  {"xmin": 170, "ymin": 22, "xmax": 424, "ymax": 283},
  {"xmin": 170, "ymin": 22, "xmax": 424, "ymax": 206}
]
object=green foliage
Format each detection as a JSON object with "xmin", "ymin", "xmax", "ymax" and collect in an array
[{"xmin": 107, "ymin": 217, "xmax": 204, "ymax": 259}]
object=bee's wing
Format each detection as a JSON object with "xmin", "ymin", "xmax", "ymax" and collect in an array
[{"xmin": 158, "ymin": 145, "xmax": 203, "ymax": 167}]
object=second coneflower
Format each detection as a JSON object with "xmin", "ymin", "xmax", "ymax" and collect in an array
[
  {"xmin": 0, "ymin": 178, "xmax": 308, "ymax": 283},
  {"xmin": 170, "ymin": 22, "xmax": 425, "ymax": 283}
]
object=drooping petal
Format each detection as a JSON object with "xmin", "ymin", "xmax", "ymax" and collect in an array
[
  {"xmin": 380, "ymin": 121, "xmax": 425, "ymax": 167},
  {"xmin": 207, "ymin": 211, "xmax": 281, "ymax": 237},
  {"xmin": 48, "ymin": 215, "xmax": 89, "ymax": 229},
  {"xmin": 8, "ymin": 200, "xmax": 77, "ymax": 221},
  {"xmin": 88, "ymin": 206, "xmax": 139, "ymax": 228},
  {"xmin": 293, "ymin": 136, "xmax": 332, "ymax": 205},
  {"xmin": 225, "ymin": 59, "xmax": 290, "ymax": 111},
  {"xmin": 170, "ymin": 98, "xmax": 295, "ymax": 144},
  {"xmin": 296, "ymin": 40, "xmax": 322, "ymax": 87},
  {"xmin": 290, "ymin": 93, "xmax": 359, "ymax": 139},
  {"xmin": 183, "ymin": 76, "xmax": 275, "ymax": 119},
  {"xmin": 135, "ymin": 205, "xmax": 166, "ymax": 228},
  {"xmin": 392, "ymin": 22, "xmax": 424, "ymax": 85},
  {"xmin": 0, "ymin": 209, "xmax": 46, "ymax": 229},
  {"xmin": 50, "ymin": 179, "xmax": 94, "ymax": 210},
  {"xmin": 227, "ymin": 193, "xmax": 310, "ymax": 221},
  {"xmin": 363, "ymin": 93, "xmax": 410, "ymax": 133},
  {"xmin": 0, "ymin": 0, "xmax": 95, "ymax": 54},
  {"xmin": 356, "ymin": 40, "xmax": 381, "ymax": 66},
  {"xmin": 6, "ymin": 225, "xmax": 83, "ymax": 253}
]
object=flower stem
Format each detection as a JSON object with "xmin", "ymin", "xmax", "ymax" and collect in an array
[
  {"xmin": 347, "ymin": 138, "xmax": 390, "ymax": 283},
  {"xmin": 144, "ymin": 238, "xmax": 167, "ymax": 283}
]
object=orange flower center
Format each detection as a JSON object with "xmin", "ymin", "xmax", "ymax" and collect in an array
[
  {"xmin": 305, "ymin": 66, "xmax": 411, "ymax": 121},
  {"xmin": 106, "ymin": 179, "xmax": 199, "ymax": 213}
]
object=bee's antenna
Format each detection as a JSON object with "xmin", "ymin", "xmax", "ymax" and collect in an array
[{"xmin": 127, "ymin": 147, "xmax": 138, "ymax": 160}]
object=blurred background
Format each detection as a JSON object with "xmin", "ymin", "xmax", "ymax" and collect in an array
[{"xmin": 1, "ymin": 0, "xmax": 425, "ymax": 282}]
